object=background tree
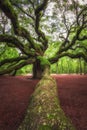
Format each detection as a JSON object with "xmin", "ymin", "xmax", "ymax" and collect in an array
[{"xmin": 0, "ymin": 0, "xmax": 87, "ymax": 129}]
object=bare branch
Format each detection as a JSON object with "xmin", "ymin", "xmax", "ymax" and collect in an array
[
  {"xmin": 13, "ymin": 3, "xmax": 35, "ymax": 20},
  {"xmin": 29, "ymin": 0, "xmax": 35, "ymax": 10}
]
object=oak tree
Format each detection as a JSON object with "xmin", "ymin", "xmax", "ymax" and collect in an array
[{"xmin": 0, "ymin": 0, "xmax": 87, "ymax": 129}]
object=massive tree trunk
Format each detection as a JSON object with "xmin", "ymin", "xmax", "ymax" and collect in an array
[
  {"xmin": 18, "ymin": 66, "xmax": 76, "ymax": 130},
  {"xmin": 32, "ymin": 59, "xmax": 43, "ymax": 79}
]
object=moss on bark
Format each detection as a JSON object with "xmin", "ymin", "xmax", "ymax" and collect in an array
[{"xmin": 18, "ymin": 73, "xmax": 76, "ymax": 130}]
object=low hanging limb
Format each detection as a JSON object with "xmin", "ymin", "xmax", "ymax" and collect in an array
[
  {"xmin": 59, "ymin": 52, "xmax": 87, "ymax": 62},
  {"xmin": 0, "ymin": 34, "xmax": 27, "ymax": 55},
  {"xmin": 49, "ymin": 51, "xmax": 87, "ymax": 64},
  {"xmin": 0, "ymin": 56, "xmax": 29, "ymax": 66},
  {"xmin": 0, "ymin": 34, "xmax": 37, "ymax": 56},
  {"xmin": 0, "ymin": 58, "xmax": 35, "ymax": 75}
]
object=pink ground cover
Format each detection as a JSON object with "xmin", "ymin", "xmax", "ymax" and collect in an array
[{"xmin": 0, "ymin": 74, "xmax": 87, "ymax": 130}]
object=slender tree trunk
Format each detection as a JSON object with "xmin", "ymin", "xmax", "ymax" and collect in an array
[
  {"xmin": 84, "ymin": 61, "xmax": 87, "ymax": 75},
  {"xmin": 18, "ymin": 66, "xmax": 76, "ymax": 130},
  {"xmin": 61, "ymin": 60, "xmax": 63, "ymax": 74},
  {"xmin": 67, "ymin": 61, "xmax": 70, "ymax": 74},
  {"xmin": 56, "ymin": 62, "xmax": 58, "ymax": 74},
  {"xmin": 79, "ymin": 58, "xmax": 82, "ymax": 75}
]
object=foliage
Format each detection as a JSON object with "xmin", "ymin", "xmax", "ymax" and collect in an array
[
  {"xmin": 37, "ymin": 56, "xmax": 51, "ymax": 67},
  {"xmin": 16, "ymin": 65, "xmax": 32, "ymax": 75},
  {"xmin": 0, "ymin": 0, "xmax": 87, "ymax": 76},
  {"xmin": 51, "ymin": 57, "xmax": 87, "ymax": 74},
  {"xmin": 45, "ymin": 41, "xmax": 61, "ymax": 59}
]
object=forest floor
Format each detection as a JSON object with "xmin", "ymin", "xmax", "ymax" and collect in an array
[{"xmin": 0, "ymin": 74, "xmax": 87, "ymax": 130}]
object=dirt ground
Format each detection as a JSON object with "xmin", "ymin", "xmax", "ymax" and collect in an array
[{"xmin": 0, "ymin": 74, "xmax": 87, "ymax": 130}]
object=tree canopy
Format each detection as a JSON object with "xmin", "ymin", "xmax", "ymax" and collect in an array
[{"xmin": 0, "ymin": 0, "xmax": 87, "ymax": 75}]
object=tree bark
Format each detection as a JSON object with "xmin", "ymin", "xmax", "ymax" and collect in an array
[
  {"xmin": 32, "ymin": 59, "xmax": 43, "ymax": 79},
  {"xmin": 84, "ymin": 61, "xmax": 87, "ymax": 74},
  {"xmin": 18, "ymin": 66, "xmax": 76, "ymax": 130}
]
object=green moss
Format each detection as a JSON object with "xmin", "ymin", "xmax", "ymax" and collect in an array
[
  {"xmin": 39, "ymin": 125, "xmax": 52, "ymax": 130},
  {"xmin": 17, "ymin": 75, "xmax": 76, "ymax": 130},
  {"xmin": 37, "ymin": 56, "xmax": 50, "ymax": 67}
]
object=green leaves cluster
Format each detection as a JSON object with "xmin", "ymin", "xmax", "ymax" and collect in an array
[
  {"xmin": 0, "ymin": 46, "xmax": 19, "ymax": 61},
  {"xmin": 45, "ymin": 41, "xmax": 61, "ymax": 58}
]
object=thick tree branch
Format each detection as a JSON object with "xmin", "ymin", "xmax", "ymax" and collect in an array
[
  {"xmin": 35, "ymin": 0, "xmax": 49, "ymax": 50},
  {"xmin": 35, "ymin": 0, "xmax": 48, "ymax": 15},
  {"xmin": 13, "ymin": 3, "xmax": 35, "ymax": 20},
  {"xmin": 0, "ymin": 44, "xmax": 6, "ymax": 56},
  {"xmin": 0, "ymin": 58, "xmax": 35, "ymax": 75},
  {"xmin": 49, "ymin": 51, "xmax": 87, "ymax": 64},
  {"xmin": 29, "ymin": 0, "xmax": 35, "ymax": 10},
  {"xmin": 58, "ymin": 4, "xmax": 87, "ymax": 55},
  {"xmin": 59, "ymin": 52, "xmax": 87, "ymax": 62},
  {"xmin": 0, "ymin": 0, "xmax": 41, "ymax": 52},
  {"xmin": 0, "ymin": 34, "xmax": 37, "ymax": 56},
  {"xmin": 70, "ymin": 45, "xmax": 87, "ymax": 52},
  {"xmin": 0, "ymin": 34, "xmax": 25, "ymax": 52},
  {"xmin": 77, "ymin": 6, "xmax": 87, "ymax": 21},
  {"xmin": 78, "ymin": 35, "xmax": 87, "ymax": 41},
  {"xmin": 0, "ymin": 56, "xmax": 28, "ymax": 66},
  {"xmin": 58, "ymin": 25, "xmax": 85, "ymax": 54}
]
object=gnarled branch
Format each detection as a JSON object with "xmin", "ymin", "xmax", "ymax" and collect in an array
[
  {"xmin": 0, "ymin": 56, "xmax": 28, "ymax": 66},
  {"xmin": 0, "ymin": 0, "xmax": 41, "ymax": 52},
  {"xmin": 49, "ymin": 51, "xmax": 87, "ymax": 64},
  {"xmin": 35, "ymin": 0, "xmax": 49, "ymax": 50},
  {"xmin": 0, "ymin": 58, "xmax": 35, "ymax": 75},
  {"xmin": 0, "ymin": 34, "xmax": 25, "ymax": 52}
]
